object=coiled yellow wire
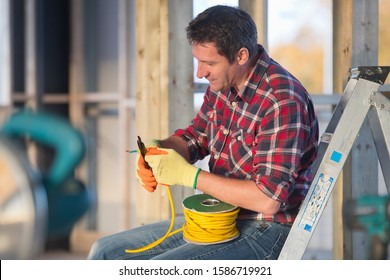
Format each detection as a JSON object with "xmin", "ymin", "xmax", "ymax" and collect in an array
[
  {"xmin": 182, "ymin": 207, "xmax": 240, "ymax": 244},
  {"xmin": 125, "ymin": 185, "xmax": 239, "ymax": 253}
]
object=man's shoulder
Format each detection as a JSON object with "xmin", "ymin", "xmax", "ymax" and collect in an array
[{"xmin": 264, "ymin": 61, "xmax": 307, "ymax": 92}]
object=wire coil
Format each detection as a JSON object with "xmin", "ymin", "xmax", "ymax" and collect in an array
[
  {"xmin": 183, "ymin": 206, "xmax": 240, "ymax": 244},
  {"xmin": 125, "ymin": 186, "xmax": 240, "ymax": 253}
]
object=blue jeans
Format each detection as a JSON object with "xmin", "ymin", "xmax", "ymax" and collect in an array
[{"xmin": 88, "ymin": 217, "xmax": 291, "ymax": 260}]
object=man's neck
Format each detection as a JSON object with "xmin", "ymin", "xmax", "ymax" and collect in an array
[{"xmin": 233, "ymin": 52, "xmax": 260, "ymax": 93}]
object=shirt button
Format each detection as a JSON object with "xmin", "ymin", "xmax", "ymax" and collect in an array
[
  {"xmin": 223, "ymin": 129, "xmax": 229, "ymax": 135},
  {"xmin": 237, "ymin": 135, "xmax": 242, "ymax": 141},
  {"xmin": 214, "ymin": 154, "xmax": 220, "ymax": 160},
  {"xmin": 231, "ymin": 101, "xmax": 237, "ymax": 107}
]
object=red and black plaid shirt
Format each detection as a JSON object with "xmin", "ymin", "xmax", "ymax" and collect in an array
[{"xmin": 173, "ymin": 45, "xmax": 319, "ymax": 223}]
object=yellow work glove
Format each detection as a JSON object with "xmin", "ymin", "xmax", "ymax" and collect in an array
[
  {"xmin": 145, "ymin": 147, "xmax": 201, "ymax": 189},
  {"xmin": 135, "ymin": 140, "xmax": 160, "ymax": 192}
]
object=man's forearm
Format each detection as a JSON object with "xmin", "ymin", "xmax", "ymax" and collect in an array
[
  {"xmin": 158, "ymin": 137, "xmax": 281, "ymax": 215},
  {"xmin": 196, "ymin": 170, "xmax": 281, "ymax": 215}
]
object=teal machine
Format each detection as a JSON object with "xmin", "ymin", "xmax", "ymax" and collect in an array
[
  {"xmin": 0, "ymin": 110, "xmax": 90, "ymax": 259},
  {"xmin": 344, "ymin": 195, "xmax": 390, "ymax": 259}
]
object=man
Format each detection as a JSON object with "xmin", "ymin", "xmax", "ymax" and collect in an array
[{"xmin": 88, "ymin": 5, "xmax": 318, "ymax": 260}]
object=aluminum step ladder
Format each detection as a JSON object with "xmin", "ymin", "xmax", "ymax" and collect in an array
[{"xmin": 278, "ymin": 66, "xmax": 390, "ymax": 260}]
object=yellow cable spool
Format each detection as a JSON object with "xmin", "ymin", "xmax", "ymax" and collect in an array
[
  {"xmin": 125, "ymin": 186, "xmax": 240, "ymax": 253},
  {"xmin": 182, "ymin": 193, "xmax": 240, "ymax": 244}
]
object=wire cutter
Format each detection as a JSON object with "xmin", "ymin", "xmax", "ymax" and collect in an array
[{"xmin": 137, "ymin": 136, "xmax": 151, "ymax": 169}]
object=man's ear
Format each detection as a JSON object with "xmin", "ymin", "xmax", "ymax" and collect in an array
[{"xmin": 237, "ymin": 47, "xmax": 250, "ymax": 65}]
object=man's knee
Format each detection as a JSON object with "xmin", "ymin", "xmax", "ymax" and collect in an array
[{"xmin": 87, "ymin": 237, "xmax": 106, "ymax": 260}]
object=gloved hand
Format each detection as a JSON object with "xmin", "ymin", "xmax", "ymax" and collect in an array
[
  {"xmin": 145, "ymin": 147, "xmax": 201, "ymax": 189},
  {"xmin": 135, "ymin": 140, "xmax": 161, "ymax": 192}
]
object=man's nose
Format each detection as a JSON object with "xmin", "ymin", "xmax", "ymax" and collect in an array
[{"xmin": 196, "ymin": 63, "xmax": 208, "ymax": 79}]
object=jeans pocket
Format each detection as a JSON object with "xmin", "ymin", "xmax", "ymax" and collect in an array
[
  {"xmin": 255, "ymin": 221, "xmax": 271, "ymax": 232},
  {"xmin": 236, "ymin": 221, "xmax": 289, "ymax": 259}
]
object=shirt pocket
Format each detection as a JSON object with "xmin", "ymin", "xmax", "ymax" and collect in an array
[
  {"xmin": 226, "ymin": 128, "xmax": 254, "ymax": 178},
  {"xmin": 206, "ymin": 109, "xmax": 228, "ymax": 153}
]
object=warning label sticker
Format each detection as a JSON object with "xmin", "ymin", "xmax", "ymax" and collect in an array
[{"xmin": 298, "ymin": 173, "xmax": 333, "ymax": 232}]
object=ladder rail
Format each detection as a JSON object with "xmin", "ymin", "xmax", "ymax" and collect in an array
[
  {"xmin": 278, "ymin": 74, "xmax": 388, "ymax": 260},
  {"xmin": 368, "ymin": 92, "xmax": 390, "ymax": 192},
  {"xmin": 310, "ymin": 79, "xmax": 358, "ymax": 176}
]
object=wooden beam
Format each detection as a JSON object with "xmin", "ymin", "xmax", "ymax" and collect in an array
[
  {"xmin": 239, "ymin": 0, "xmax": 268, "ymax": 50},
  {"xmin": 25, "ymin": 0, "xmax": 38, "ymax": 110},
  {"xmin": 345, "ymin": 0, "xmax": 379, "ymax": 260},
  {"xmin": 0, "ymin": 0, "xmax": 12, "ymax": 109},
  {"xmin": 332, "ymin": 0, "xmax": 352, "ymax": 260},
  {"xmin": 332, "ymin": 0, "xmax": 379, "ymax": 260},
  {"xmin": 135, "ymin": 0, "xmax": 169, "ymax": 226},
  {"xmin": 167, "ymin": 0, "xmax": 195, "ymax": 216},
  {"xmin": 118, "ymin": 0, "xmax": 137, "ymax": 229},
  {"xmin": 69, "ymin": 0, "xmax": 85, "ymax": 129}
]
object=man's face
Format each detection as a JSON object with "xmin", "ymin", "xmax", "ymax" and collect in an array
[{"xmin": 192, "ymin": 42, "xmax": 239, "ymax": 92}]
